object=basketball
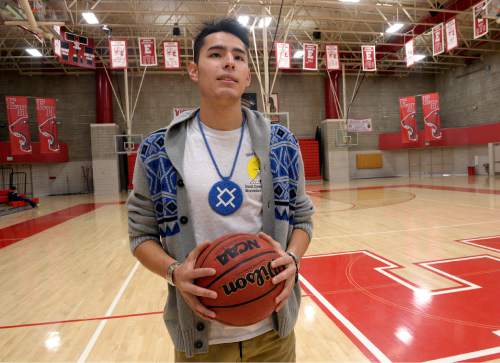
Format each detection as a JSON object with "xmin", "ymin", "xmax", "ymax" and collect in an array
[{"xmin": 195, "ymin": 233, "xmax": 285, "ymax": 326}]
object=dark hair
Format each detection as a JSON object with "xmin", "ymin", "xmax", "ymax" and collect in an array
[{"xmin": 193, "ymin": 18, "xmax": 249, "ymax": 64}]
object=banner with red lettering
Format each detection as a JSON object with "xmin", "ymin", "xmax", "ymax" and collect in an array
[
  {"xmin": 445, "ymin": 18, "xmax": 458, "ymax": 51},
  {"xmin": 422, "ymin": 92, "xmax": 442, "ymax": 142},
  {"xmin": 303, "ymin": 43, "xmax": 318, "ymax": 70},
  {"xmin": 163, "ymin": 41, "xmax": 181, "ymax": 69},
  {"xmin": 432, "ymin": 23, "xmax": 445, "ymax": 56},
  {"xmin": 109, "ymin": 39, "xmax": 128, "ymax": 69},
  {"xmin": 5, "ymin": 96, "xmax": 32, "ymax": 155},
  {"xmin": 326, "ymin": 44, "xmax": 340, "ymax": 70},
  {"xmin": 362, "ymin": 45, "xmax": 376, "ymax": 72},
  {"xmin": 473, "ymin": 1, "xmax": 488, "ymax": 39},
  {"xmin": 405, "ymin": 40, "xmax": 414, "ymax": 67},
  {"xmin": 138, "ymin": 37, "xmax": 157, "ymax": 66},
  {"xmin": 35, "ymin": 98, "xmax": 60, "ymax": 153},
  {"xmin": 275, "ymin": 42, "xmax": 291, "ymax": 69},
  {"xmin": 399, "ymin": 96, "xmax": 418, "ymax": 144}
]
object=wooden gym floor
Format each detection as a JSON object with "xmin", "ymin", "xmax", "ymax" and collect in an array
[{"xmin": 0, "ymin": 175, "xmax": 499, "ymax": 362}]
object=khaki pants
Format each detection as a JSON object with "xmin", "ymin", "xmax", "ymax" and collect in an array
[{"xmin": 175, "ymin": 330, "xmax": 296, "ymax": 362}]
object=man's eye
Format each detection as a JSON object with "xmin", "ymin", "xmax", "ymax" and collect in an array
[
  {"xmin": 235, "ymin": 55, "xmax": 245, "ymax": 61},
  {"xmin": 210, "ymin": 53, "xmax": 221, "ymax": 58}
]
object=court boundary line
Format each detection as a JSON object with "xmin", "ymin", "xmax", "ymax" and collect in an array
[
  {"xmin": 301, "ymin": 251, "xmax": 500, "ymax": 362},
  {"xmin": 459, "ymin": 235, "xmax": 500, "ymax": 253},
  {"xmin": 307, "ymin": 183, "xmax": 500, "ymax": 195},
  {"xmin": 77, "ymin": 261, "xmax": 139, "ymax": 363}
]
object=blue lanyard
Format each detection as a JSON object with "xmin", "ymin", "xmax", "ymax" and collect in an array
[{"xmin": 196, "ymin": 112, "xmax": 246, "ymax": 181}]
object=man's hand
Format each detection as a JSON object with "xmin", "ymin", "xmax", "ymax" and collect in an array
[
  {"xmin": 258, "ymin": 232, "xmax": 297, "ymax": 312},
  {"xmin": 174, "ymin": 241, "xmax": 218, "ymax": 320}
]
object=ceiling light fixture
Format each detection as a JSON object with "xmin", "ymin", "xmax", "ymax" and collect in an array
[
  {"xmin": 82, "ymin": 12, "xmax": 99, "ymax": 24},
  {"xmin": 26, "ymin": 48, "xmax": 43, "ymax": 57},
  {"xmin": 386, "ymin": 23, "xmax": 404, "ymax": 33}
]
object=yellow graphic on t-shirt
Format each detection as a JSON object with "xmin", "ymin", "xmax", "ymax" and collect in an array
[{"xmin": 247, "ymin": 156, "xmax": 260, "ymax": 180}]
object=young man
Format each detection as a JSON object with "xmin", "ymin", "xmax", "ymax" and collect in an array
[
  {"xmin": 8, "ymin": 186, "xmax": 37, "ymax": 208},
  {"xmin": 127, "ymin": 18, "xmax": 314, "ymax": 362}
]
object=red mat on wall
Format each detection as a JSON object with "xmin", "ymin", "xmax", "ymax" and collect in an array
[{"xmin": 298, "ymin": 139, "xmax": 321, "ymax": 181}]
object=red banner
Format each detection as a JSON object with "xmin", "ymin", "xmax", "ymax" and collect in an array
[
  {"xmin": 473, "ymin": 1, "xmax": 488, "ymax": 39},
  {"xmin": 35, "ymin": 98, "xmax": 60, "ymax": 153},
  {"xmin": 139, "ymin": 37, "xmax": 157, "ymax": 66},
  {"xmin": 422, "ymin": 92, "xmax": 442, "ymax": 142},
  {"xmin": 399, "ymin": 96, "xmax": 418, "ymax": 144},
  {"xmin": 362, "ymin": 45, "xmax": 376, "ymax": 72},
  {"xmin": 5, "ymin": 96, "xmax": 32, "ymax": 155},
  {"xmin": 303, "ymin": 43, "xmax": 318, "ymax": 70},
  {"xmin": 432, "ymin": 23, "xmax": 444, "ymax": 56}
]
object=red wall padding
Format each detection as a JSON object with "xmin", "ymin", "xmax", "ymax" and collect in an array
[
  {"xmin": 127, "ymin": 153, "xmax": 137, "ymax": 190},
  {"xmin": 0, "ymin": 142, "xmax": 69, "ymax": 163},
  {"xmin": 298, "ymin": 139, "xmax": 321, "ymax": 181},
  {"xmin": 379, "ymin": 122, "xmax": 500, "ymax": 150}
]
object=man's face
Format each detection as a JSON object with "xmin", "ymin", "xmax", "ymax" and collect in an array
[{"xmin": 188, "ymin": 32, "xmax": 251, "ymax": 103}]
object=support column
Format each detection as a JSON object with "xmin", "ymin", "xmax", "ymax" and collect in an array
[{"xmin": 92, "ymin": 68, "xmax": 120, "ymax": 197}]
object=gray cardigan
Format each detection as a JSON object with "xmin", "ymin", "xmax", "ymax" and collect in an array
[{"xmin": 127, "ymin": 107, "xmax": 314, "ymax": 357}]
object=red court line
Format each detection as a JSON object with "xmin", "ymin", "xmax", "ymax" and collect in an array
[
  {"xmin": 0, "ymin": 311, "xmax": 163, "ymax": 330},
  {"xmin": 0, "ymin": 202, "xmax": 123, "ymax": 249},
  {"xmin": 308, "ymin": 183, "xmax": 500, "ymax": 195}
]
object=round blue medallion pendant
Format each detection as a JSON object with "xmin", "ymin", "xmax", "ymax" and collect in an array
[{"xmin": 208, "ymin": 179, "xmax": 243, "ymax": 216}]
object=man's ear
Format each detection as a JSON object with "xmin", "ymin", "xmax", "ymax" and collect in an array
[
  {"xmin": 188, "ymin": 62, "xmax": 199, "ymax": 82},
  {"xmin": 245, "ymin": 67, "xmax": 251, "ymax": 88}
]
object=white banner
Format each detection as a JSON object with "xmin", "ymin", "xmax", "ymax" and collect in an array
[
  {"xmin": 326, "ymin": 44, "xmax": 340, "ymax": 70},
  {"xmin": 445, "ymin": 18, "xmax": 459, "ymax": 51},
  {"xmin": 109, "ymin": 39, "xmax": 128, "ymax": 69},
  {"xmin": 432, "ymin": 23, "xmax": 445, "ymax": 56},
  {"xmin": 473, "ymin": 1, "xmax": 488, "ymax": 39},
  {"xmin": 139, "ymin": 37, "xmax": 157, "ymax": 66},
  {"xmin": 275, "ymin": 42, "xmax": 291, "ymax": 69},
  {"xmin": 361, "ymin": 45, "xmax": 376, "ymax": 72},
  {"xmin": 163, "ymin": 41, "xmax": 181, "ymax": 69},
  {"xmin": 347, "ymin": 118, "xmax": 372, "ymax": 133},
  {"xmin": 405, "ymin": 39, "xmax": 414, "ymax": 67}
]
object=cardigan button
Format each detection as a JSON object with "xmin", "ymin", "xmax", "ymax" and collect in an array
[
  {"xmin": 196, "ymin": 322, "xmax": 205, "ymax": 331},
  {"xmin": 194, "ymin": 340, "xmax": 203, "ymax": 349},
  {"xmin": 177, "ymin": 179, "xmax": 184, "ymax": 187},
  {"xmin": 180, "ymin": 216, "xmax": 188, "ymax": 224}
]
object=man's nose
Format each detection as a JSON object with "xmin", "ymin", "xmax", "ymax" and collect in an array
[{"xmin": 223, "ymin": 53, "xmax": 236, "ymax": 69}]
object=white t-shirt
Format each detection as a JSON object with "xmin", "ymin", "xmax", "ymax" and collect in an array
[{"xmin": 182, "ymin": 117, "xmax": 273, "ymax": 345}]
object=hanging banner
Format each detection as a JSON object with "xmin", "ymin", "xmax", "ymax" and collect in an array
[
  {"xmin": 432, "ymin": 23, "xmax": 445, "ymax": 56},
  {"xmin": 5, "ymin": 96, "xmax": 32, "ymax": 155},
  {"xmin": 163, "ymin": 41, "xmax": 181, "ymax": 69},
  {"xmin": 399, "ymin": 96, "xmax": 418, "ymax": 144},
  {"xmin": 35, "ymin": 98, "xmax": 60, "ymax": 153},
  {"xmin": 109, "ymin": 39, "xmax": 128, "ymax": 69},
  {"xmin": 473, "ymin": 1, "xmax": 488, "ymax": 39},
  {"xmin": 303, "ymin": 43, "xmax": 318, "ymax": 70},
  {"xmin": 138, "ymin": 37, "xmax": 157, "ymax": 66},
  {"xmin": 326, "ymin": 44, "xmax": 340, "ymax": 70},
  {"xmin": 422, "ymin": 92, "xmax": 442, "ymax": 142},
  {"xmin": 361, "ymin": 45, "xmax": 376, "ymax": 72},
  {"xmin": 445, "ymin": 18, "xmax": 459, "ymax": 51},
  {"xmin": 405, "ymin": 39, "xmax": 414, "ymax": 67},
  {"xmin": 275, "ymin": 42, "xmax": 291, "ymax": 69}
]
